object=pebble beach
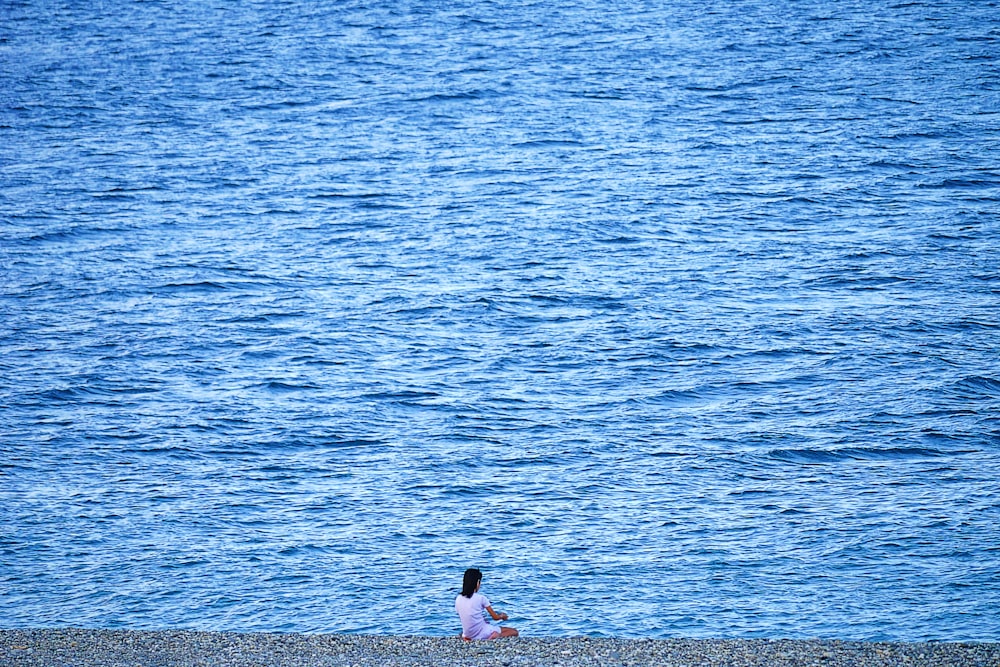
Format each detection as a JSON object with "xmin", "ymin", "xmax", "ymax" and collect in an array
[{"xmin": 2, "ymin": 630, "xmax": 998, "ymax": 667}]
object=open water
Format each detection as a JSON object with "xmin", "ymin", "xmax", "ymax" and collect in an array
[{"xmin": 2, "ymin": 0, "xmax": 999, "ymax": 642}]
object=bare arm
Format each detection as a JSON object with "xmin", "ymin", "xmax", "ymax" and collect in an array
[{"xmin": 485, "ymin": 606, "xmax": 509, "ymax": 621}]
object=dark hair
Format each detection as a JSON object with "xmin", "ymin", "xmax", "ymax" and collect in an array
[{"xmin": 461, "ymin": 568, "xmax": 482, "ymax": 598}]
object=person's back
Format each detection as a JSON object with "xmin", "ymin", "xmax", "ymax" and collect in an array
[
  {"xmin": 455, "ymin": 591, "xmax": 496, "ymax": 640},
  {"xmin": 455, "ymin": 568, "xmax": 518, "ymax": 640}
]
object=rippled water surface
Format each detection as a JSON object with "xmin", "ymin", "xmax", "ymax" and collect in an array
[{"xmin": 2, "ymin": 0, "xmax": 999, "ymax": 641}]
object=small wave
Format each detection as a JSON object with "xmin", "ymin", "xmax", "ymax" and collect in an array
[
  {"xmin": 158, "ymin": 281, "xmax": 230, "ymax": 293},
  {"xmin": 252, "ymin": 381, "xmax": 321, "ymax": 392},
  {"xmin": 643, "ymin": 389, "xmax": 710, "ymax": 407},
  {"xmin": 769, "ymin": 446, "xmax": 949, "ymax": 464},
  {"xmin": 595, "ymin": 235, "xmax": 642, "ymax": 246},
  {"xmin": 513, "ymin": 139, "xmax": 585, "ymax": 148},
  {"xmin": 23, "ymin": 226, "xmax": 112, "ymax": 243},
  {"xmin": 306, "ymin": 191, "xmax": 388, "ymax": 200},
  {"xmin": 409, "ymin": 90, "xmax": 498, "ymax": 103},
  {"xmin": 728, "ymin": 488, "xmax": 775, "ymax": 496},
  {"xmin": 438, "ymin": 484, "xmax": 490, "ymax": 498},
  {"xmin": 241, "ymin": 99, "xmax": 310, "ymax": 111},
  {"xmin": 30, "ymin": 384, "xmax": 159, "ymax": 403},
  {"xmin": 496, "ymin": 451, "xmax": 588, "ymax": 468},
  {"xmin": 802, "ymin": 274, "xmax": 913, "ymax": 290},
  {"xmin": 649, "ymin": 450, "xmax": 697, "ymax": 458},
  {"xmin": 222, "ymin": 311, "xmax": 305, "ymax": 324},
  {"xmin": 358, "ymin": 390, "xmax": 440, "ymax": 403},
  {"xmin": 917, "ymin": 174, "xmax": 1000, "ymax": 189},
  {"xmin": 354, "ymin": 200, "xmax": 408, "ymax": 210},
  {"xmin": 941, "ymin": 375, "xmax": 1000, "ymax": 399},
  {"xmin": 386, "ymin": 304, "xmax": 447, "ymax": 317},
  {"xmin": 580, "ymin": 90, "xmax": 627, "ymax": 100},
  {"xmin": 325, "ymin": 438, "xmax": 385, "ymax": 449}
]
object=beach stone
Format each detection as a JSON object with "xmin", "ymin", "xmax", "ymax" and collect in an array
[{"xmin": 2, "ymin": 630, "xmax": 1000, "ymax": 667}]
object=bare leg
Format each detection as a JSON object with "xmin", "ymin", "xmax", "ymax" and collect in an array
[{"xmin": 500, "ymin": 627, "xmax": 519, "ymax": 638}]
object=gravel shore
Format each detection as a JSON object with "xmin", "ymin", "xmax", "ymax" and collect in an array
[{"xmin": 2, "ymin": 629, "xmax": 998, "ymax": 667}]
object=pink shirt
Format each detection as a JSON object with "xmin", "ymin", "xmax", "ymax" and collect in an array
[{"xmin": 455, "ymin": 592, "xmax": 500, "ymax": 640}]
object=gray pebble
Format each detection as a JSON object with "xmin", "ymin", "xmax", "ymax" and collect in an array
[{"xmin": 2, "ymin": 630, "xmax": 998, "ymax": 667}]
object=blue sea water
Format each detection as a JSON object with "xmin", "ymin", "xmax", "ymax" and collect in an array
[{"xmin": 2, "ymin": 0, "xmax": 999, "ymax": 642}]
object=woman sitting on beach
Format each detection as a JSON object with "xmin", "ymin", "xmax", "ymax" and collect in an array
[{"xmin": 455, "ymin": 568, "xmax": 519, "ymax": 640}]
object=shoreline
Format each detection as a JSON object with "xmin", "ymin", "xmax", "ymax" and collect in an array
[{"xmin": 2, "ymin": 629, "xmax": 999, "ymax": 666}]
